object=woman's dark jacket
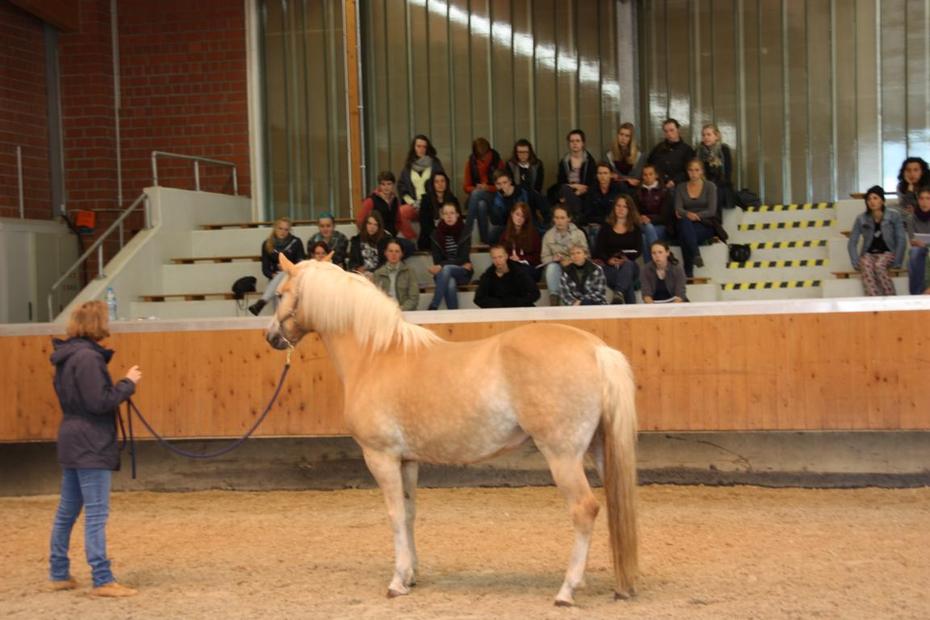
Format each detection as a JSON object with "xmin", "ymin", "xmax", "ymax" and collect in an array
[
  {"xmin": 474, "ymin": 261, "xmax": 540, "ymax": 308},
  {"xmin": 261, "ymin": 234, "xmax": 305, "ymax": 279},
  {"xmin": 348, "ymin": 234, "xmax": 391, "ymax": 271},
  {"xmin": 51, "ymin": 337, "xmax": 136, "ymax": 470}
]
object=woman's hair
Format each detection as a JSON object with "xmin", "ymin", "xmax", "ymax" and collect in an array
[
  {"xmin": 701, "ymin": 123, "xmax": 722, "ymax": 143},
  {"xmin": 265, "ymin": 216, "xmax": 293, "ymax": 254},
  {"xmin": 308, "ymin": 240, "xmax": 329, "ymax": 256},
  {"xmin": 551, "ymin": 204, "xmax": 571, "ymax": 221},
  {"xmin": 609, "ymin": 122, "xmax": 640, "ymax": 166},
  {"xmin": 606, "ymin": 194, "xmax": 641, "ymax": 230},
  {"xmin": 649, "ymin": 239, "xmax": 679, "ymax": 265},
  {"xmin": 317, "ymin": 212, "xmax": 335, "ymax": 224},
  {"xmin": 897, "ymin": 157, "xmax": 930, "ymax": 191},
  {"xmin": 503, "ymin": 202, "xmax": 535, "ymax": 250},
  {"xmin": 472, "ymin": 137, "xmax": 491, "ymax": 157},
  {"xmin": 384, "ymin": 239, "xmax": 404, "ymax": 254},
  {"xmin": 66, "ymin": 300, "xmax": 110, "ymax": 341},
  {"xmin": 569, "ymin": 243, "xmax": 589, "ymax": 257},
  {"xmin": 510, "ymin": 138, "xmax": 539, "ymax": 165},
  {"xmin": 405, "ymin": 134, "xmax": 437, "ymax": 166},
  {"xmin": 440, "ymin": 201, "xmax": 461, "ymax": 216},
  {"xmin": 686, "ymin": 158, "xmax": 706, "ymax": 178},
  {"xmin": 360, "ymin": 210, "xmax": 386, "ymax": 244}
]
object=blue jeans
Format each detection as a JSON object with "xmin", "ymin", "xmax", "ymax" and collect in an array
[
  {"xmin": 908, "ymin": 245, "xmax": 928, "ymax": 295},
  {"xmin": 429, "ymin": 265, "xmax": 472, "ymax": 309},
  {"xmin": 603, "ymin": 260, "xmax": 639, "ymax": 304},
  {"xmin": 49, "ymin": 468, "xmax": 114, "ymax": 587},
  {"xmin": 261, "ymin": 271, "xmax": 287, "ymax": 305},
  {"xmin": 464, "ymin": 190, "xmax": 497, "ymax": 243},
  {"xmin": 676, "ymin": 218, "xmax": 716, "ymax": 277},
  {"xmin": 544, "ymin": 262, "xmax": 564, "ymax": 297}
]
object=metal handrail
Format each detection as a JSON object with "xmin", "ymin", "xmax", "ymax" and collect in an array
[
  {"xmin": 150, "ymin": 150, "xmax": 238, "ymax": 195},
  {"xmin": 47, "ymin": 192, "xmax": 148, "ymax": 320}
]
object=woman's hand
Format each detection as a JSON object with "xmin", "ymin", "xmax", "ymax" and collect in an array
[
  {"xmin": 686, "ymin": 212, "xmax": 700, "ymax": 222},
  {"xmin": 640, "ymin": 215, "xmax": 651, "ymax": 225},
  {"xmin": 673, "ymin": 296, "xmax": 683, "ymax": 303},
  {"xmin": 428, "ymin": 265, "xmax": 441, "ymax": 275},
  {"xmin": 125, "ymin": 365, "xmax": 142, "ymax": 384},
  {"xmin": 626, "ymin": 178, "xmax": 641, "ymax": 187},
  {"xmin": 464, "ymin": 262, "xmax": 473, "ymax": 271},
  {"xmin": 608, "ymin": 257, "xmax": 623, "ymax": 267},
  {"xmin": 911, "ymin": 238, "xmax": 926, "ymax": 248}
]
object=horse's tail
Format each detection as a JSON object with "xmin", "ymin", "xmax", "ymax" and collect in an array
[{"xmin": 596, "ymin": 345, "xmax": 639, "ymax": 598}]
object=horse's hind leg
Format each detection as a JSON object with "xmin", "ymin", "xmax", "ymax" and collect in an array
[
  {"xmin": 401, "ymin": 460, "xmax": 419, "ymax": 585},
  {"xmin": 361, "ymin": 448, "xmax": 415, "ymax": 597},
  {"xmin": 542, "ymin": 452, "xmax": 600, "ymax": 607}
]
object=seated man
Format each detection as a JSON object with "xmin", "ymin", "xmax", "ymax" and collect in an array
[
  {"xmin": 357, "ymin": 171, "xmax": 416, "ymax": 256},
  {"xmin": 554, "ymin": 129, "xmax": 597, "ymax": 221},
  {"xmin": 463, "ymin": 137, "xmax": 506, "ymax": 244},
  {"xmin": 647, "ymin": 118, "xmax": 695, "ymax": 188},
  {"xmin": 474, "ymin": 245, "xmax": 540, "ymax": 308}
]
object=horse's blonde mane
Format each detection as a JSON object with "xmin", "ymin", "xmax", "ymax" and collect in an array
[{"xmin": 294, "ymin": 260, "xmax": 441, "ymax": 352}]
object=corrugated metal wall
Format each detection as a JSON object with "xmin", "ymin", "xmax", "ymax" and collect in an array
[
  {"xmin": 640, "ymin": 0, "xmax": 930, "ymax": 203},
  {"xmin": 261, "ymin": 0, "xmax": 349, "ymax": 219},
  {"xmin": 360, "ymin": 0, "xmax": 627, "ymax": 197}
]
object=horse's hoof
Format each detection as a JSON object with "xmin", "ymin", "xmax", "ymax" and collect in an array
[
  {"xmin": 554, "ymin": 599, "xmax": 573, "ymax": 607},
  {"xmin": 614, "ymin": 589, "xmax": 635, "ymax": 600},
  {"xmin": 387, "ymin": 588, "xmax": 409, "ymax": 598}
]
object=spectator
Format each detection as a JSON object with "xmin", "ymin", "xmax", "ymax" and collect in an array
[
  {"xmin": 373, "ymin": 239, "xmax": 421, "ymax": 311},
  {"xmin": 474, "ymin": 245, "xmax": 540, "ymax": 308},
  {"xmin": 306, "ymin": 212, "xmax": 349, "ymax": 269},
  {"xmin": 417, "ymin": 171, "xmax": 458, "ymax": 250},
  {"xmin": 348, "ymin": 211, "xmax": 391, "ymax": 278},
  {"xmin": 499, "ymin": 201, "xmax": 542, "ymax": 282},
  {"xmin": 896, "ymin": 157, "xmax": 930, "ymax": 213},
  {"xmin": 507, "ymin": 139, "xmax": 545, "ymax": 194},
  {"xmin": 357, "ymin": 171, "xmax": 416, "ymax": 256},
  {"xmin": 397, "ymin": 134, "xmax": 445, "ymax": 212},
  {"xmin": 48, "ymin": 300, "xmax": 141, "ymax": 597},
  {"xmin": 697, "ymin": 123, "xmax": 734, "ymax": 209},
  {"xmin": 641, "ymin": 240, "xmax": 688, "ymax": 303},
  {"xmin": 593, "ymin": 195, "xmax": 642, "ymax": 304},
  {"xmin": 308, "ymin": 240, "xmax": 331, "ymax": 261},
  {"xmin": 908, "ymin": 187, "xmax": 930, "ymax": 295},
  {"xmin": 847, "ymin": 185, "xmax": 907, "ymax": 296},
  {"xmin": 674, "ymin": 159, "xmax": 718, "ymax": 277},
  {"xmin": 250, "ymin": 217, "xmax": 306, "ymax": 316},
  {"xmin": 605, "ymin": 123, "xmax": 644, "ymax": 191},
  {"xmin": 492, "ymin": 169, "xmax": 549, "ymax": 240},
  {"xmin": 583, "ymin": 162, "xmax": 624, "ymax": 244},
  {"xmin": 647, "ymin": 118, "xmax": 696, "ymax": 187},
  {"xmin": 428, "ymin": 203, "xmax": 473, "ymax": 310},
  {"xmin": 541, "ymin": 205, "xmax": 589, "ymax": 306},
  {"xmin": 463, "ymin": 137, "xmax": 506, "ymax": 244},
  {"xmin": 637, "ymin": 163, "xmax": 672, "ymax": 245},
  {"xmin": 554, "ymin": 129, "xmax": 598, "ymax": 222},
  {"xmin": 559, "ymin": 244, "xmax": 608, "ymax": 306}
]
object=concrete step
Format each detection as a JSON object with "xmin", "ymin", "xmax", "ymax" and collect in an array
[
  {"xmin": 821, "ymin": 277, "xmax": 909, "ymax": 298},
  {"xmin": 159, "ymin": 261, "xmax": 266, "ymax": 295},
  {"xmin": 188, "ymin": 223, "xmax": 358, "ymax": 257},
  {"xmin": 722, "ymin": 262, "xmax": 832, "ymax": 283},
  {"xmin": 719, "ymin": 281, "xmax": 823, "ymax": 301},
  {"xmin": 130, "ymin": 299, "xmax": 255, "ymax": 320},
  {"xmin": 737, "ymin": 202, "xmax": 835, "ymax": 224},
  {"xmin": 730, "ymin": 220, "xmax": 839, "ymax": 242}
]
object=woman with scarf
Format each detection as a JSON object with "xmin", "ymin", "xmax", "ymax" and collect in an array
[
  {"xmin": 416, "ymin": 171, "xmax": 458, "ymax": 250},
  {"xmin": 249, "ymin": 217, "xmax": 306, "ymax": 315},
  {"xmin": 559, "ymin": 244, "xmax": 608, "ymax": 306},
  {"xmin": 397, "ymin": 134, "xmax": 445, "ymax": 212},
  {"xmin": 605, "ymin": 123, "xmax": 644, "ymax": 191},
  {"xmin": 428, "ymin": 203, "xmax": 473, "ymax": 310},
  {"xmin": 697, "ymin": 123, "xmax": 734, "ymax": 210}
]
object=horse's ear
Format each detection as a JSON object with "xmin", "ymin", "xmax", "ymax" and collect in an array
[
  {"xmin": 279, "ymin": 253, "xmax": 296, "ymax": 274},
  {"xmin": 322, "ymin": 250, "xmax": 334, "ymax": 263}
]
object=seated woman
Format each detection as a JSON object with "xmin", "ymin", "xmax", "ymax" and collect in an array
[
  {"xmin": 583, "ymin": 162, "xmax": 624, "ymax": 245},
  {"xmin": 908, "ymin": 187, "xmax": 930, "ymax": 295},
  {"xmin": 348, "ymin": 211, "xmax": 391, "ymax": 279},
  {"xmin": 463, "ymin": 137, "xmax": 506, "ymax": 244},
  {"xmin": 637, "ymin": 164, "xmax": 672, "ymax": 254},
  {"xmin": 428, "ymin": 203, "xmax": 473, "ymax": 310},
  {"xmin": 373, "ymin": 239, "xmax": 421, "ymax": 311},
  {"xmin": 559, "ymin": 244, "xmax": 608, "ymax": 306},
  {"xmin": 697, "ymin": 123, "xmax": 734, "ymax": 209},
  {"xmin": 674, "ymin": 159, "xmax": 718, "ymax": 277},
  {"xmin": 593, "ymin": 195, "xmax": 642, "ymax": 304},
  {"xmin": 306, "ymin": 212, "xmax": 348, "ymax": 269},
  {"xmin": 507, "ymin": 139, "xmax": 544, "ymax": 194},
  {"xmin": 498, "ymin": 201, "xmax": 542, "ymax": 282},
  {"xmin": 307, "ymin": 240, "xmax": 330, "ymax": 261},
  {"xmin": 540, "ymin": 205, "xmax": 588, "ymax": 306},
  {"xmin": 555, "ymin": 129, "xmax": 597, "ymax": 223},
  {"xmin": 605, "ymin": 123, "xmax": 644, "ymax": 192},
  {"xmin": 847, "ymin": 185, "xmax": 907, "ymax": 296},
  {"xmin": 397, "ymin": 134, "xmax": 445, "ymax": 213},
  {"xmin": 417, "ymin": 171, "xmax": 458, "ymax": 250},
  {"xmin": 896, "ymin": 157, "xmax": 930, "ymax": 214},
  {"xmin": 640, "ymin": 240, "xmax": 687, "ymax": 303},
  {"xmin": 249, "ymin": 217, "xmax": 305, "ymax": 316},
  {"xmin": 474, "ymin": 245, "xmax": 540, "ymax": 308}
]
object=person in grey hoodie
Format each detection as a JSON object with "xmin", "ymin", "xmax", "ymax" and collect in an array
[{"xmin": 48, "ymin": 300, "xmax": 141, "ymax": 597}]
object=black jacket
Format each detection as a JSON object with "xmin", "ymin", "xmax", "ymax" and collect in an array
[
  {"xmin": 261, "ymin": 235, "xmax": 305, "ymax": 279},
  {"xmin": 431, "ymin": 226, "xmax": 473, "ymax": 267},
  {"xmin": 647, "ymin": 140, "xmax": 696, "ymax": 185},
  {"xmin": 50, "ymin": 338, "xmax": 135, "ymax": 470},
  {"xmin": 348, "ymin": 234, "xmax": 391, "ymax": 272},
  {"xmin": 474, "ymin": 261, "xmax": 540, "ymax": 308}
]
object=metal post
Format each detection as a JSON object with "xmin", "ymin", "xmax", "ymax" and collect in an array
[
  {"xmin": 194, "ymin": 160, "xmax": 200, "ymax": 191},
  {"xmin": 144, "ymin": 195, "xmax": 151, "ymax": 229},
  {"xmin": 151, "ymin": 152, "xmax": 159, "ymax": 186},
  {"xmin": 232, "ymin": 167, "xmax": 239, "ymax": 195},
  {"xmin": 118, "ymin": 221, "xmax": 124, "ymax": 248},
  {"xmin": 96, "ymin": 245, "xmax": 105, "ymax": 279},
  {"xmin": 17, "ymin": 146, "xmax": 24, "ymax": 218}
]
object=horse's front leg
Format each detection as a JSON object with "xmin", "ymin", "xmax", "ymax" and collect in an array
[
  {"xmin": 401, "ymin": 460, "xmax": 419, "ymax": 586},
  {"xmin": 362, "ymin": 448, "xmax": 415, "ymax": 597}
]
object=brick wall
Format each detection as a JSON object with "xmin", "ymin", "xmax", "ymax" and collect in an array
[{"xmin": 0, "ymin": 1, "xmax": 51, "ymax": 219}]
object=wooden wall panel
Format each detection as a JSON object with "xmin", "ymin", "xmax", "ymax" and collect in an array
[{"xmin": 3, "ymin": 310, "xmax": 930, "ymax": 442}]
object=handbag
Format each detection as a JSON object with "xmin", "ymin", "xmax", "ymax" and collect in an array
[
  {"xmin": 728, "ymin": 243, "xmax": 752, "ymax": 263},
  {"xmin": 231, "ymin": 276, "xmax": 257, "ymax": 300}
]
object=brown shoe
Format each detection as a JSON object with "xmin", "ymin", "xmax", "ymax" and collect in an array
[
  {"xmin": 48, "ymin": 577, "xmax": 78, "ymax": 591},
  {"xmin": 91, "ymin": 581, "xmax": 138, "ymax": 598}
]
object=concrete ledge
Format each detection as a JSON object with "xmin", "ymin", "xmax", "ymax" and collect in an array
[{"xmin": 4, "ymin": 431, "xmax": 929, "ymax": 495}]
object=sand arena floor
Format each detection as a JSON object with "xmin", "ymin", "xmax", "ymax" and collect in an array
[{"xmin": 1, "ymin": 485, "xmax": 928, "ymax": 619}]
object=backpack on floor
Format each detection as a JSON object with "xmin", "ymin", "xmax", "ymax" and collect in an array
[
  {"xmin": 231, "ymin": 276, "xmax": 257, "ymax": 300},
  {"xmin": 728, "ymin": 243, "xmax": 752, "ymax": 263}
]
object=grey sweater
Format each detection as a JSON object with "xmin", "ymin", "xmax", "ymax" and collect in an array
[
  {"xmin": 674, "ymin": 180, "xmax": 718, "ymax": 220},
  {"xmin": 640, "ymin": 261, "xmax": 688, "ymax": 301}
]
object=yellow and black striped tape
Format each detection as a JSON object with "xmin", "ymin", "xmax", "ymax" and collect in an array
[
  {"xmin": 744, "ymin": 202, "xmax": 833, "ymax": 212},
  {"xmin": 722, "ymin": 280, "xmax": 821, "ymax": 291},
  {"xmin": 747, "ymin": 240, "xmax": 827, "ymax": 249},
  {"xmin": 738, "ymin": 220, "xmax": 834, "ymax": 231},
  {"xmin": 727, "ymin": 259, "xmax": 828, "ymax": 269}
]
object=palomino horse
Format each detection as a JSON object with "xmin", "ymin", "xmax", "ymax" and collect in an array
[{"xmin": 264, "ymin": 255, "xmax": 638, "ymax": 606}]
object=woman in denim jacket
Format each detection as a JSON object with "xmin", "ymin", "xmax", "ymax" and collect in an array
[{"xmin": 847, "ymin": 185, "xmax": 907, "ymax": 296}]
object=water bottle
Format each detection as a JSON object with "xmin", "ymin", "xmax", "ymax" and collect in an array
[{"xmin": 105, "ymin": 287, "xmax": 117, "ymax": 321}]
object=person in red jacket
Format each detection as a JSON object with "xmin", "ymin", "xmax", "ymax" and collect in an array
[
  {"xmin": 463, "ymin": 137, "xmax": 505, "ymax": 243},
  {"xmin": 357, "ymin": 171, "xmax": 417, "ymax": 256}
]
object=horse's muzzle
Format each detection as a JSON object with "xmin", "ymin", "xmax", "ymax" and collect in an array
[{"xmin": 265, "ymin": 330, "xmax": 290, "ymax": 350}]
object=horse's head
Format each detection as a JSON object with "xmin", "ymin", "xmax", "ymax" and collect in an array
[{"xmin": 264, "ymin": 253, "xmax": 308, "ymax": 350}]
